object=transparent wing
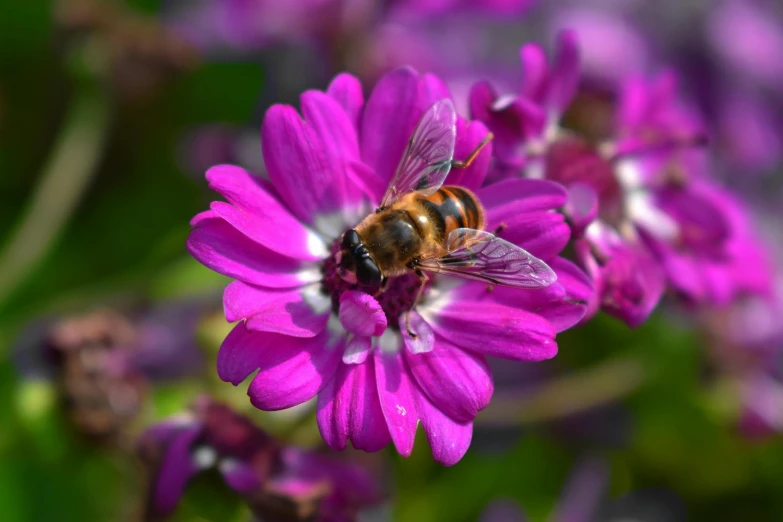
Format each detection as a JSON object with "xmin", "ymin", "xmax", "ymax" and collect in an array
[
  {"xmin": 379, "ymin": 99, "xmax": 457, "ymax": 208},
  {"xmin": 417, "ymin": 229, "xmax": 557, "ymax": 288}
]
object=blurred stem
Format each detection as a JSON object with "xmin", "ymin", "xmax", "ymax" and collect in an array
[
  {"xmin": 0, "ymin": 64, "xmax": 110, "ymax": 308},
  {"xmin": 477, "ymin": 356, "xmax": 647, "ymax": 426}
]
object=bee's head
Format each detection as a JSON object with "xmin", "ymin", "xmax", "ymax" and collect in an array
[{"xmin": 336, "ymin": 229, "xmax": 382, "ymax": 287}]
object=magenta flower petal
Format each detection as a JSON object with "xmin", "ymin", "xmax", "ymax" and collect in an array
[
  {"xmin": 469, "ymin": 83, "xmax": 546, "ymax": 170},
  {"xmin": 547, "ymin": 30, "xmax": 581, "ymax": 113},
  {"xmin": 342, "ymin": 335, "xmax": 372, "ymax": 364},
  {"xmin": 478, "ymin": 178, "xmax": 568, "ymax": 219},
  {"xmin": 317, "ymin": 357, "xmax": 392, "ymax": 452},
  {"xmin": 261, "ymin": 104, "xmax": 351, "ymax": 226},
  {"xmin": 219, "ymin": 460, "xmax": 260, "ymax": 493},
  {"xmin": 545, "ymin": 258, "xmax": 592, "ymax": 330},
  {"xmin": 326, "ymin": 73, "xmax": 364, "ymax": 132},
  {"xmin": 580, "ymin": 223, "xmax": 666, "ymax": 327},
  {"xmin": 405, "ymin": 337, "xmax": 493, "ymax": 423},
  {"xmin": 415, "ymin": 391, "xmax": 472, "ymax": 467},
  {"xmin": 316, "ymin": 365, "xmax": 352, "ymax": 451},
  {"xmin": 425, "ymin": 295, "xmax": 557, "ymax": 361},
  {"xmin": 246, "ymin": 330, "xmax": 343, "ymax": 411},
  {"xmin": 217, "ymin": 323, "xmax": 266, "ymax": 385},
  {"xmin": 339, "ymin": 290, "xmax": 387, "ymax": 337},
  {"xmin": 190, "ymin": 209, "xmax": 216, "ymax": 227},
  {"xmin": 206, "ymin": 165, "xmax": 326, "ymax": 260},
  {"xmin": 418, "ymin": 72, "xmax": 452, "ymax": 110},
  {"xmin": 300, "ymin": 89, "xmax": 360, "ymax": 163},
  {"xmin": 151, "ymin": 424, "xmax": 202, "ymax": 515},
  {"xmin": 224, "ymin": 281, "xmax": 330, "ymax": 338},
  {"xmin": 360, "ymin": 66, "xmax": 421, "ymax": 186},
  {"xmin": 653, "ymin": 186, "xmax": 730, "ymax": 251},
  {"xmin": 461, "ymin": 260, "xmax": 590, "ymax": 334},
  {"xmin": 446, "ymin": 119, "xmax": 492, "ymax": 191},
  {"xmin": 597, "ymin": 241, "xmax": 666, "ymax": 328},
  {"xmin": 468, "ymin": 82, "xmax": 524, "ymax": 167},
  {"xmin": 520, "ymin": 43, "xmax": 549, "ymax": 102},
  {"xmin": 374, "ymin": 350, "xmax": 420, "ymax": 457},
  {"xmin": 188, "ymin": 216, "xmax": 319, "ymax": 289},
  {"xmin": 496, "ymin": 211, "xmax": 570, "ymax": 261},
  {"xmin": 565, "ymin": 183, "xmax": 599, "ymax": 235},
  {"xmin": 346, "ymin": 159, "xmax": 387, "ymax": 206}
]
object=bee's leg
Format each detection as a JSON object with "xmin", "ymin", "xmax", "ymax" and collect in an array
[
  {"xmin": 451, "ymin": 132, "xmax": 494, "ymax": 169},
  {"xmin": 405, "ymin": 270, "xmax": 429, "ymax": 339},
  {"xmin": 492, "ymin": 222, "xmax": 507, "ymax": 237}
]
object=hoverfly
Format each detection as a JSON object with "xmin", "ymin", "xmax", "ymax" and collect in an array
[{"xmin": 336, "ymin": 98, "xmax": 557, "ymax": 337}]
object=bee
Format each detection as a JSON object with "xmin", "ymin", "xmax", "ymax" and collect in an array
[{"xmin": 337, "ymin": 99, "xmax": 557, "ymax": 337}]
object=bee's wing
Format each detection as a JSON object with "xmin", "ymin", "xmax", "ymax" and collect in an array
[
  {"xmin": 417, "ymin": 228, "xmax": 557, "ymax": 288},
  {"xmin": 379, "ymin": 99, "xmax": 457, "ymax": 209}
]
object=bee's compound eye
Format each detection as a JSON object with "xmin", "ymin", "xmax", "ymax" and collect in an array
[
  {"xmin": 356, "ymin": 258, "xmax": 382, "ymax": 287},
  {"xmin": 341, "ymin": 229, "xmax": 361, "ymax": 249}
]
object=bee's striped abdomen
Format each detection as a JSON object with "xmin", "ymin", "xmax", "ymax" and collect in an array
[{"xmin": 418, "ymin": 186, "xmax": 485, "ymax": 239}]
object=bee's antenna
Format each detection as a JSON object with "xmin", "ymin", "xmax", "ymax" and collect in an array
[{"xmin": 452, "ymin": 132, "xmax": 494, "ymax": 169}]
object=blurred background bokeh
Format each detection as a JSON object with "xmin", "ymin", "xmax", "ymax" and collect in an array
[{"xmin": 1, "ymin": 0, "xmax": 783, "ymax": 521}]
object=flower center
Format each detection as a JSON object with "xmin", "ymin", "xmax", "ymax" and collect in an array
[{"xmin": 320, "ymin": 240, "xmax": 434, "ymax": 328}]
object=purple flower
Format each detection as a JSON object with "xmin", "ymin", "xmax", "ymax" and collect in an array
[
  {"xmin": 470, "ymin": 32, "xmax": 773, "ymax": 325},
  {"xmin": 187, "ymin": 66, "xmax": 590, "ymax": 465},
  {"xmin": 139, "ymin": 397, "xmax": 381, "ymax": 520}
]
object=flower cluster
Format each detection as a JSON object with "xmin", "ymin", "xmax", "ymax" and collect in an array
[
  {"xmin": 187, "ymin": 31, "xmax": 775, "ymax": 464},
  {"xmin": 470, "ymin": 31, "xmax": 773, "ymax": 327}
]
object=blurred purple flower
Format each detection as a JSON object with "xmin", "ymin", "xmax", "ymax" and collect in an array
[
  {"xmin": 712, "ymin": 91, "xmax": 783, "ymax": 172},
  {"xmin": 470, "ymin": 32, "xmax": 773, "ymax": 325},
  {"xmin": 393, "ymin": 0, "xmax": 536, "ymax": 18},
  {"xmin": 481, "ymin": 456, "xmax": 685, "ymax": 522},
  {"xmin": 131, "ymin": 301, "xmax": 210, "ymax": 380},
  {"xmin": 706, "ymin": 0, "xmax": 783, "ymax": 89},
  {"xmin": 140, "ymin": 397, "xmax": 381, "ymax": 520},
  {"xmin": 163, "ymin": 0, "xmax": 435, "ymax": 84},
  {"xmin": 480, "ymin": 458, "xmax": 608, "ymax": 522},
  {"xmin": 164, "ymin": 0, "xmax": 543, "ymax": 87},
  {"xmin": 187, "ymin": 66, "xmax": 590, "ymax": 465},
  {"xmin": 739, "ymin": 370, "xmax": 783, "ymax": 438},
  {"xmin": 479, "ymin": 499, "xmax": 527, "ymax": 522},
  {"xmin": 165, "ymin": 0, "xmax": 367, "ymax": 52},
  {"xmin": 546, "ymin": 7, "xmax": 650, "ymax": 83},
  {"xmin": 12, "ymin": 301, "xmax": 209, "ymax": 443},
  {"xmin": 701, "ymin": 1, "xmax": 783, "ymax": 173},
  {"xmin": 702, "ymin": 276, "xmax": 783, "ymax": 438}
]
